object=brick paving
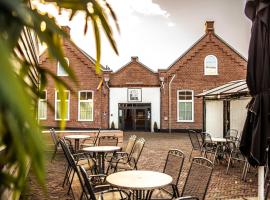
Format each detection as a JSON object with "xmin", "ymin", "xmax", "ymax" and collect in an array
[{"xmin": 21, "ymin": 132, "xmax": 258, "ymax": 200}]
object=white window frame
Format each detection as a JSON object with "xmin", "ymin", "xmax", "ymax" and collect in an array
[
  {"xmin": 177, "ymin": 90, "xmax": 194, "ymax": 122},
  {"xmin": 204, "ymin": 55, "xmax": 218, "ymax": 75},
  {"xmin": 38, "ymin": 90, "xmax": 47, "ymax": 120},
  {"xmin": 57, "ymin": 57, "xmax": 69, "ymax": 76},
  {"xmin": 78, "ymin": 90, "xmax": 94, "ymax": 121},
  {"xmin": 55, "ymin": 90, "xmax": 70, "ymax": 120}
]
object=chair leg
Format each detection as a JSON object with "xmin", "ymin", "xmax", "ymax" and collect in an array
[
  {"xmin": 68, "ymin": 169, "xmax": 76, "ymax": 194},
  {"xmin": 62, "ymin": 166, "xmax": 71, "ymax": 187},
  {"xmin": 226, "ymin": 154, "xmax": 232, "ymax": 174},
  {"xmin": 189, "ymin": 149, "xmax": 193, "ymax": 161}
]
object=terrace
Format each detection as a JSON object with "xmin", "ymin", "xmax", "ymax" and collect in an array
[{"xmin": 21, "ymin": 131, "xmax": 257, "ymax": 200}]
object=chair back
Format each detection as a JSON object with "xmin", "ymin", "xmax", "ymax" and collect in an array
[
  {"xmin": 79, "ymin": 166, "xmax": 97, "ymax": 200},
  {"xmin": 163, "ymin": 149, "xmax": 185, "ymax": 187},
  {"xmin": 50, "ymin": 128, "xmax": 58, "ymax": 145},
  {"xmin": 129, "ymin": 138, "xmax": 145, "ymax": 168},
  {"xmin": 124, "ymin": 135, "xmax": 137, "ymax": 155},
  {"xmin": 188, "ymin": 130, "xmax": 201, "ymax": 150},
  {"xmin": 93, "ymin": 128, "xmax": 101, "ymax": 146},
  {"xmin": 98, "ymin": 136, "xmax": 118, "ymax": 146},
  {"xmin": 226, "ymin": 129, "xmax": 238, "ymax": 138},
  {"xmin": 181, "ymin": 157, "xmax": 214, "ymax": 200}
]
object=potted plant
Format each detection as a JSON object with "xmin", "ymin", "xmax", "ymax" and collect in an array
[
  {"xmin": 153, "ymin": 122, "xmax": 158, "ymax": 132},
  {"xmin": 111, "ymin": 121, "xmax": 115, "ymax": 130}
]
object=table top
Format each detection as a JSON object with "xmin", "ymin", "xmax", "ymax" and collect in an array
[
  {"xmin": 106, "ymin": 170, "xmax": 173, "ymax": 190},
  {"xmin": 211, "ymin": 137, "xmax": 227, "ymax": 143},
  {"xmin": 82, "ymin": 146, "xmax": 121, "ymax": 153},
  {"xmin": 64, "ymin": 134, "xmax": 91, "ymax": 139}
]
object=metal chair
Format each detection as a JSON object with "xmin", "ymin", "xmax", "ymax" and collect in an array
[
  {"xmin": 181, "ymin": 157, "xmax": 214, "ymax": 200},
  {"xmin": 188, "ymin": 130, "xmax": 202, "ymax": 161},
  {"xmin": 201, "ymin": 132, "xmax": 220, "ymax": 165},
  {"xmin": 49, "ymin": 128, "xmax": 59, "ymax": 161},
  {"xmin": 226, "ymin": 129, "xmax": 238, "ymax": 138},
  {"xmin": 175, "ymin": 197, "xmax": 199, "ymax": 200},
  {"xmin": 79, "ymin": 166, "xmax": 128, "ymax": 200},
  {"xmin": 225, "ymin": 138, "xmax": 248, "ymax": 180},
  {"xmin": 80, "ymin": 129, "xmax": 101, "ymax": 149},
  {"xmin": 153, "ymin": 149, "xmax": 185, "ymax": 199},
  {"xmin": 110, "ymin": 138, "xmax": 146, "ymax": 172},
  {"xmin": 98, "ymin": 136, "xmax": 118, "ymax": 146}
]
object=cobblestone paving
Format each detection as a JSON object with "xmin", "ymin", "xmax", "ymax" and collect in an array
[{"xmin": 21, "ymin": 132, "xmax": 258, "ymax": 200}]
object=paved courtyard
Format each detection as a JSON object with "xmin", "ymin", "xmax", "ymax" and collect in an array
[{"xmin": 21, "ymin": 132, "xmax": 258, "ymax": 199}]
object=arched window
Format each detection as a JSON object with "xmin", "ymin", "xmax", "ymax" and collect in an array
[
  {"xmin": 204, "ymin": 55, "xmax": 218, "ymax": 75},
  {"xmin": 57, "ymin": 57, "xmax": 69, "ymax": 76}
]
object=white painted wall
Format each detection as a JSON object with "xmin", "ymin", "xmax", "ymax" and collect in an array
[
  {"xmin": 205, "ymin": 101, "xmax": 223, "ymax": 138},
  {"xmin": 230, "ymin": 98, "xmax": 251, "ymax": 138},
  {"xmin": 109, "ymin": 87, "xmax": 160, "ymax": 132}
]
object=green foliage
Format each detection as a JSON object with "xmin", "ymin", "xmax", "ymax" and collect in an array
[
  {"xmin": 0, "ymin": 0, "xmax": 118, "ymax": 196},
  {"xmin": 153, "ymin": 122, "xmax": 158, "ymax": 132},
  {"xmin": 111, "ymin": 121, "xmax": 115, "ymax": 130}
]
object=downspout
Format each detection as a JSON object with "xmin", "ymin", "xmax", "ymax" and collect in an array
[{"xmin": 168, "ymin": 74, "xmax": 176, "ymax": 133}]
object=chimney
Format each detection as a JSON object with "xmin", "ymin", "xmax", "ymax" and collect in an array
[
  {"xmin": 131, "ymin": 56, "xmax": 138, "ymax": 62},
  {"xmin": 61, "ymin": 26, "xmax": 71, "ymax": 36},
  {"xmin": 205, "ymin": 21, "xmax": 214, "ymax": 33}
]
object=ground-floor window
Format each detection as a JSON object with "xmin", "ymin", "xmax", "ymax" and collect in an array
[
  {"xmin": 38, "ymin": 90, "xmax": 47, "ymax": 120},
  {"xmin": 78, "ymin": 91, "xmax": 93, "ymax": 121},
  {"xmin": 55, "ymin": 90, "xmax": 70, "ymax": 120},
  {"xmin": 177, "ymin": 90, "xmax": 194, "ymax": 122}
]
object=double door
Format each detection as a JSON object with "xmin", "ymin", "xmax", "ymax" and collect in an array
[{"xmin": 119, "ymin": 103, "xmax": 151, "ymax": 131}]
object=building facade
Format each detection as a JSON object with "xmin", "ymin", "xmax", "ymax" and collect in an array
[{"xmin": 39, "ymin": 22, "xmax": 247, "ymax": 132}]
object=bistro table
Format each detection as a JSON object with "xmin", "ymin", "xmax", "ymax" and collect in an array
[
  {"xmin": 64, "ymin": 134, "xmax": 91, "ymax": 152},
  {"xmin": 82, "ymin": 146, "xmax": 121, "ymax": 174},
  {"xmin": 106, "ymin": 170, "xmax": 173, "ymax": 200}
]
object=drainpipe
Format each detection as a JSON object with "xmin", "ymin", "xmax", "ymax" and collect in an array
[{"xmin": 168, "ymin": 74, "xmax": 176, "ymax": 133}]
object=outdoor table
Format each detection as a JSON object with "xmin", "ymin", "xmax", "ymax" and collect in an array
[
  {"xmin": 82, "ymin": 146, "xmax": 121, "ymax": 174},
  {"xmin": 210, "ymin": 137, "xmax": 232, "ymax": 162},
  {"xmin": 64, "ymin": 134, "xmax": 90, "ymax": 152},
  {"xmin": 106, "ymin": 170, "xmax": 173, "ymax": 200}
]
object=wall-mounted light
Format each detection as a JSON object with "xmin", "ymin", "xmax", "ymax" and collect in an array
[
  {"xmin": 104, "ymin": 76, "xmax": 110, "ymax": 89},
  {"xmin": 160, "ymin": 76, "xmax": 165, "ymax": 89}
]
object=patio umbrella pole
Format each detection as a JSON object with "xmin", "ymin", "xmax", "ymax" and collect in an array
[{"xmin": 258, "ymin": 166, "xmax": 264, "ymax": 199}]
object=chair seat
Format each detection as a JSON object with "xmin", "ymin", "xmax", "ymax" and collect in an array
[
  {"xmin": 77, "ymin": 159, "xmax": 95, "ymax": 170},
  {"xmin": 94, "ymin": 191, "xmax": 127, "ymax": 200},
  {"xmin": 80, "ymin": 143, "xmax": 95, "ymax": 148},
  {"xmin": 111, "ymin": 162, "xmax": 133, "ymax": 170}
]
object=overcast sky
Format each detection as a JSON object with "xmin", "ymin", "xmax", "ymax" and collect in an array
[{"xmin": 35, "ymin": 0, "xmax": 251, "ymax": 71}]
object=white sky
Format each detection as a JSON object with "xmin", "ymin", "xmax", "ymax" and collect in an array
[{"xmin": 35, "ymin": 0, "xmax": 251, "ymax": 71}]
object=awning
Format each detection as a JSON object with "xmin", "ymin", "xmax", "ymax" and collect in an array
[{"xmin": 196, "ymin": 80, "xmax": 250, "ymax": 99}]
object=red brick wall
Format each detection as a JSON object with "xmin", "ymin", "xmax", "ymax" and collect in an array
[
  {"xmin": 160, "ymin": 31, "xmax": 247, "ymax": 130},
  {"xmin": 110, "ymin": 57, "xmax": 159, "ymax": 87},
  {"xmin": 40, "ymin": 39, "xmax": 109, "ymax": 129}
]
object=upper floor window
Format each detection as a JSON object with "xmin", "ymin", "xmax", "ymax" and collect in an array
[
  {"xmin": 204, "ymin": 55, "xmax": 218, "ymax": 75},
  {"xmin": 55, "ymin": 90, "xmax": 70, "ymax": 120},
  {"xmin": 177, "ymin": 90, "xmax": 194, "ymax": 122},
  {"xmin": 78, "ymin": 91, "xmax": 94, "ymax": 121},
  {"xmin": 57, "ymin": 57, "xmax": 69, "ymax": 76},
  {"xmin": 38, "ymin": 90, "xmax": 47, "ymax": 120}
]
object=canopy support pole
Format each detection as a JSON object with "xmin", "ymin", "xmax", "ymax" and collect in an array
[{"xmin": 258, "ymin": 166, "xmax": 264, "ymax": 200}]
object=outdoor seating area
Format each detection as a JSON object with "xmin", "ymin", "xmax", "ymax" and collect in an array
[{"xmin": 22, "ymin": 131, "xmax": 258, "ymax": 200}]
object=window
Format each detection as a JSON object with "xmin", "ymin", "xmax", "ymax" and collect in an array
[
  {"xmin": 177, "ymin": 90, "xmax": 194, "ymax": 122},
  {"xmin": 55, "ymin": 90, "xmax": 70, "ymax": 120},
  {"xmin": 38, "ymin": 91, "xmax": 47, "ymax": 120},
  {"xmin": 204, "ymin": 55, "xmax": 218, "ymax": 75},
  {"xmin": 78, "ymin": 91, "xmax": 94, "ymax": 121},
  {"xmin": 57, "ymin": 57, "xmax": 69, "ymax": 76}
]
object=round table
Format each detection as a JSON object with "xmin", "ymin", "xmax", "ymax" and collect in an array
[
  {"xmin": 64, "ymin": 135, "xmax": 90, "ymax": 152},
  {"xmin": 106, "ymin": 170, "xmax": 173, "ymax": 199},
  {"xmin": 83, "ymin": 146, "xmax": 121, "ymax": 174}
]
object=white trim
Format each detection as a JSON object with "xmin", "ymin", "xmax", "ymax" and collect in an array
[
  {"xmin": 55, "ymin": 90, "xmax": 70, "ymax": 120},
  {"xmin": 57, "ymin": 57, "xmax": 69, "ymax": 76},
  {"xmin": 177, "ymin": 90, "xmax": 194, "ymax": 122},
  {"xmin": 38, "ymin": 90, "xmax": 47, "ymax": 120},
  {"xmin": 78, "ymin": 90, "xmax": 94, "ymax": 121},
  {"xmin": 204, "ymin": 55, "xmax": 218, "ymax": 75}
]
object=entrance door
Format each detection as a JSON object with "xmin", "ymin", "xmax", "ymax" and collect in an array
[{"xmin": 118, "ymin": 103, "xmax": 151, "ymax": 131}]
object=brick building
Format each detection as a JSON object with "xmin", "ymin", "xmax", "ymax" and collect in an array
[{"xmin": 39, "ymin": 21, "xmax": 247, "ymax": 132}]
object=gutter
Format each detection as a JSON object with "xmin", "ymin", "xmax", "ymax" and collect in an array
[{"xmin": 168, "ymin": 74, "xmax": 176, "ymax": 133}]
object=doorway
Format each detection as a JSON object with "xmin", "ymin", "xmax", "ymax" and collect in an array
[{"xmin": 118, "ymin": 103, "xmax": 151, "ymax": 131}]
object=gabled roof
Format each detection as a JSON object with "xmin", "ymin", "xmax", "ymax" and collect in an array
[
  {"xmin": 113, "ymin": 57, "xmax": 157, "ymax": 74},
  {"xmin": 197, "ymin": 80, "xmax": 249, "ymax": 99},
  {"xmin": 165, "ymin": 30, "xmax": 247, "ymax": 72}
]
